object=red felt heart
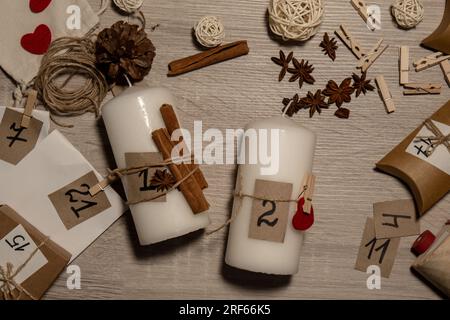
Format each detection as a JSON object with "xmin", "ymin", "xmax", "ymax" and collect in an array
[
  {"xmin": 30, "ymin": 0, "xmax": 52, "ymax": 13},
  {"xmin": 292, "ymin": 197, "xmax": 314, "ymax": 231},
  {"xmin": 21, "ymin": 24, "xmax": 52, "ymax": 55}
]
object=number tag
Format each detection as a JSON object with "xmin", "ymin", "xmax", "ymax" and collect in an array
[
  {"xmin": 0, "ymin": 224, "xmax": 48, "ymax": 285},
  {"xmin": 248, "ymin": 179, "xmax": 293, "ymax": 243},
  {"xmin": 0, "ymin": 108, "xmax": 43, "ymax": 165},
  {"xmin": 355, "ymin": 218, "xmax": 400, "ymax": 278},
  {"xmin": 48, "ymin": 171, "xmax": 112, "ymax": 230}
]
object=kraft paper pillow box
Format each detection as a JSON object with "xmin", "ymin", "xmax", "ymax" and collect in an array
[
  {"xmin": 0, "ymin": 205, "xmax": 71, "ymax": 300},
  {"xmin": 376, "ymin": 101, "xmax": 450, "ymax": 215}
]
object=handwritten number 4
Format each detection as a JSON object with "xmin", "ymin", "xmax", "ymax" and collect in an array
[
  {"xmin": 5, "ymin": 235, "xmax": 30, "ymax": 252},
  {"xmin": 65, "ymin": 184, "xmax": 98, "ymax": 218},
  {"xmin": 258, "ymin": 200, "xmax": 279, "ymax": 227},
  {"xmin": 365, "ymin": 237, "xmax": 390, "ymax": 264}
]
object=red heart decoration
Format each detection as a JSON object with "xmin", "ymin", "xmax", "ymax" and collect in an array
[
  {"xmin": 292, "ymin": 197, "xmax": 314, "ymax": 231},
  {"xmin": 21, "ymin": 24, "xmax": 52, "ymax": 55},
  {"xmin": 30, "ymin": 0, "xmax": 52, "ymax": 13}
]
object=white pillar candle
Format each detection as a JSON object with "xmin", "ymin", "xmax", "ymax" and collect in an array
[
  {"xmin": 102, "ymin": 87, "xmax": 210, "ymax": 245},
  {"xmin": 225, "ymin": 116, "xmax": 316, "ymax": 275}
]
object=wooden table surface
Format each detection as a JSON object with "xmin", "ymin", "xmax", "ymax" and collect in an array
[{"xmin": 1, "ymin": 0, "xmax": 448, "ymax": 300}]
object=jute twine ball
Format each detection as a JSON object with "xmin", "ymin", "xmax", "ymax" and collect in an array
[
  {"xmin": 391, "ymin": 0, "xmax": 424, "ymax": 29},
  {"xmin": 113, "ymin": 0, "xmax": 144, "ymax": 14},
  {"xmin": 268, "ymin": 0, "xmax": 324, "ymax": 42},
  {"xmin": 194, "ymin": 16, "xmax": 226, "ymax": 48}
]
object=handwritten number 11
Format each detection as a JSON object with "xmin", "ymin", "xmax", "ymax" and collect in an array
[{"xmin": 365, "ymin": 238, "xmax": 390, "ymax": 264}]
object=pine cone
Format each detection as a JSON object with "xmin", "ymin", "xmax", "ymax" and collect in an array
[{"xmin": 95, "ymin": 21, "xmax": 156, "ymax": 85}]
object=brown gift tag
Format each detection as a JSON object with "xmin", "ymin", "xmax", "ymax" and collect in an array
[
  {"xmin": 0, "ymin": 108, "xmax": 43, "ymax": 165},
  {"xmin": 355, "ymin": 218, "xmax": 400, "ymax": 278},
  {"xmin": 248, "ymin": 179, "xmax": 293, "ymax": 243},
  {"xmin": 376, "ymin": 100, "xmax": 450, "ymax": 216},
  {"xmin": 0, "ymin": 205, "xmax": 70, "ymax": 300},
  {"xmin": 48, "ymin": 171, "xmax": 112, "ymax": 230},
  {"xmin": 373, "ymin": 200, "xmax": 420, "ymax": 239}
]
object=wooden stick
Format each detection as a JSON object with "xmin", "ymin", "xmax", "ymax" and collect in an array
[
  {"xmin": 152, "ymin": 128, "xmax": 209, "ymax": 214},
  {"xmin": 160, "ymin": 104, "xmax": 208, "ymax": 190},
  {"xmin": 168, "ymin": 41, "xmax": 249, "ymax": 77}
]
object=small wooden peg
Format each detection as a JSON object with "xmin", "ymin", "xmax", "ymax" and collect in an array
[
  {"xmin": 89, "ymin": 178, "xmax": 111, "ymax": 197},
  {"xmin": 335, "ymin": 25, "xmax": 365, "ymax": 59},
  {"xmin": 399, "ymin": 46, "xmax": 409, "ymax": 85},
  {"xmin": 21, "ymin": 89, "xmax": 38, "ymax": 128},
  {"xmin": 413, "ymin": 52, "xmax": 450, "ymax": 72},
  {"xmin": 350, "ymin": 0, "xmax": 376, "ymax": 31},
  {"xmin": 375, "ymin": 75, "xmax": 395, "ymax": 114},
  {"xmin": 358, "ymin": 39, "xmax": 388, "ymax": 73},
  {"xmin": 403, "ymin": 83, "xmax": 442, "ymax": 95},
  {"xmin": 302, "ymin": 174, "xmax": 316, "ymax": 215},
  {"xmin": 440, "ymin": 60, "xmax": 450, "ymax": 86}
]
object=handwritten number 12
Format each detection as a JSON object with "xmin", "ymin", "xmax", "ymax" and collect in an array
[{"xmin": 65, "ymin": 184, "xmax": 98, "ymax": 218}]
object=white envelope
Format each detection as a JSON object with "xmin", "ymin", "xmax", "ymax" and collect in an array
[
  {"xmin": 0, "ymin": 106, "xmax": 50, "ymax": 171},
  {"xmin": 0, "ymin": 130, "xmax": 127, "ymax": 262}
]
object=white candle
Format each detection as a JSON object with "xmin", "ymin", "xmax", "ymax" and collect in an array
[
  {"xmin": 225, "ymin": 116, "xmax": 316, "ymax": 275},
  {"xmin": 102, "ymin": 87, "xmax": 210, "ymax": 245}
]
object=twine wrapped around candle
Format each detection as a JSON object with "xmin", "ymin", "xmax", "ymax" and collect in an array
[
  {"xmin": 0, "ymin": 238, "xmax": 49, "ymax": 300},
  {"xmin": 415, "ymin": 119, "xmax": 450, "ymax": 156}
]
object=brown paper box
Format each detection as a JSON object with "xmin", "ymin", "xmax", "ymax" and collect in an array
[
  {"xmin": 0, "ymin": 205, "xmax": 71, "ymax": 300},
  {"xmin": 376, "ymin": 101, "xmax": 450, "ymax": 216},
  {"xmin": 412, "ymin": 225, "xmax": 450, "ymax": 298},
  {"xmin": 421, "ymin": 0, "xmax": 450, "ymax": 55}
]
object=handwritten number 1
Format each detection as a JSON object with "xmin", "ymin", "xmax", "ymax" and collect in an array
[
  {"xmin": 257, "ymin": 200, "xmax": 278, "ymax": 227},
  {"xmin": 65, "ymin": 184, "xmax": 98, "ymax": 218}
]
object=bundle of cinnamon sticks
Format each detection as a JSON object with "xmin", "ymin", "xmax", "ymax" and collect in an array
[{"xmin": 152, "ymin": 104, "xmax": 209, "ymax": 214}]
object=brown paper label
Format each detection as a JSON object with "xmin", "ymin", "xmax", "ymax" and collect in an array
[
  {"xmin": 0, "ymin": 108, "xmax": 43, "ymax": 165},
  {"xmin": 373, "ymin": 199, "xmax": 420, "ymax": 239},
  {"xmin": 248, "ymin": 179, "xmax": 293, "ymax": 243},
  {"xmin": 124, "ymin": 152, "xmax": 167, "ymax": 203},
  {"xmin": 48, "ymin": 171, "xmax": 112, "ymax": 230},
  {"xmin": 355, "ymin": 217, "xmax": 400, "ymax": 278}
]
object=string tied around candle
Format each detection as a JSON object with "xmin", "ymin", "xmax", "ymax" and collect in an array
[
  {"xmin": 0, "ymin": 238, "xmax": 49, "ymax": 300},
  {"xmin": 415, "ymin": 119, "xmax": 450, "ymax": 156}
]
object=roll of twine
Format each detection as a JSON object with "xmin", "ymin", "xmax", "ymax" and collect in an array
[
  {"xmin": 391, "ymin": 0, "xmax": 424, "ymax": 29},
  {"xmin": 34, "ymin": 36, "xmax": 109, "ymax": 126},
  {"xmin": 194, "ymin": 16, "xmax": 226, "ymax": 48},
  {"xmin": 113, "ymin": 0, "xmax": 144, "ymax": 14},
  {"xmin": 268, "ymin": 0, "xmax": 324, "ymax": 42}
]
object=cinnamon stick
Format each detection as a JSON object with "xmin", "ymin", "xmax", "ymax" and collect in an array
[
  {"xmin": 160, "ymin": 104, "xmax": 208, "ymax": 190},
  {"xmin": 152, "ymin": 128, "xmax": 209, "ymax": 214},
  {"xmin": 167, "ymin": 41, "xmax": 250, "ymax": 77}
]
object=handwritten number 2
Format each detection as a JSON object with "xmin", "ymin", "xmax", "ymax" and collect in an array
[
  {"xmin": 257, "ymin": 200, "xmax": 278, "ymax": 227},
  {"xmin": 65, "ymin": 184, "xmax": 97, "ymax": 218}
]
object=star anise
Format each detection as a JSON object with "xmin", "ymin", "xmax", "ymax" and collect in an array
[
  {"xmin": 319, "ymin": 33, "xmax": 338, "ymax": 61},
  {"xmin": 288, "ymin": 58, "xmax": 315, "ymax": 88},
  {"xmin": 334, "ymin": 107, "xmax": 350, "ymax": 119},
  {"xmin": 323, "ymin": 78, "xmax": 355, "ymax": 107},
  {"xmin": 300, "ymin": 90, "xmax": 329, "ymax": 118},
  {"xmin": 352, "ymin": 72, "xmax": 375, "ymax": 97},
  {"xmin": 282, "ymin": 94, "xmax": 302, "ymax": 117},
  {"xmin": 271, "ymin": 50, "xmax": 293, "ymax": 82},
  {"xmin": 150, "ymin": 169, "xmax": 177, "ymax": 192}
]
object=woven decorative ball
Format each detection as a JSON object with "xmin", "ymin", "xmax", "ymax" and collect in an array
[
  {"xmin": 194, "ymin": 16, "xmax": 226, "ymax": 48},
  {"xmin": 391, "ymin": 0, "xmax": 424, "ymax": 29},
  {"xmin": 268, "ymin": 0, "xmax": 324, "ymax": 42}
]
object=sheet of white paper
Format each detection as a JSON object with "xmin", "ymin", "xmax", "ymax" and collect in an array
[
  {"xmin": 0, "ymin": 130, "xmax": 127, "ymax": 262},
  {"xmin": 0, "ymin": 106, "xmax": 50, "ymax": 171},
  {"xmin": 406, "ymin": 120, "xmax": 450, "ymax": 175},
  {"xmin": 0, "ymin": 224, "xmax": 48, "ymax": 285}
]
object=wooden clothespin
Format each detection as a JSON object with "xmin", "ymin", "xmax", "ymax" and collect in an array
[
  {"xmin": 357, "ymin": 39, "xmax": 389, "ymax": 73},
  {"xmin": 350, "ymin": 0, "xmax": 376, "ymax": 31},
  {"xmin": 399, "ymin": 46, "xmax": 410, "ymax": 85},
  {"xmin": 21, "ymin": 89, "xmax": 38, "ymax": 128},
  {"xmin": 302, "ymin": 174, "xmax": 316, "ymax": 214},
  {"xmin": 403, "ymin": 83, "xmax": 442, "ymax": 95},
  {"xmin": 89, "ymin": 178, "xmax": 110, "ymax": 197},
  {"xmin": 440, "ymin": 60, "xmax": 450, "ymax": 86},
  {"xmin": 375, "ymin": 75, "xmax": 395, "ymax": 114},
  {"xmin": 413, "ymin": 52, "xmax": 450, "ymax": 72},
  {"xmin": 335, "ymin": 25, "xmax": 365, "ymax": 59}
]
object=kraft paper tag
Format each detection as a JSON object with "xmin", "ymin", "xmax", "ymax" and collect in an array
[
  {"xmin": 0, "ymin": 224, "xmax": 48, "ymax": 285},
  {"xmin": 48, "ymin": 171, "xmax": 112, "ymax": 230},
  {"xmin": 248, "ymin": 179, "xmax": 293, "ymax": 243},
  {"xmin": 406, "ymin": 120, "xmax": 450, "ymax": 175},
  {"xmin": 373, "ymin": 199, "xmax": 420, "ymax": 239},
  {"xmin": 355, "ymin": 217, "xmax": 400, "ymax": 278},
  {"xmin": 124, "ymin": 152, "xmax": 166, "ymax": 204},
  {"xmin": 0, "ymin": 108, "xmax": 43, "ymax": 165}
]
